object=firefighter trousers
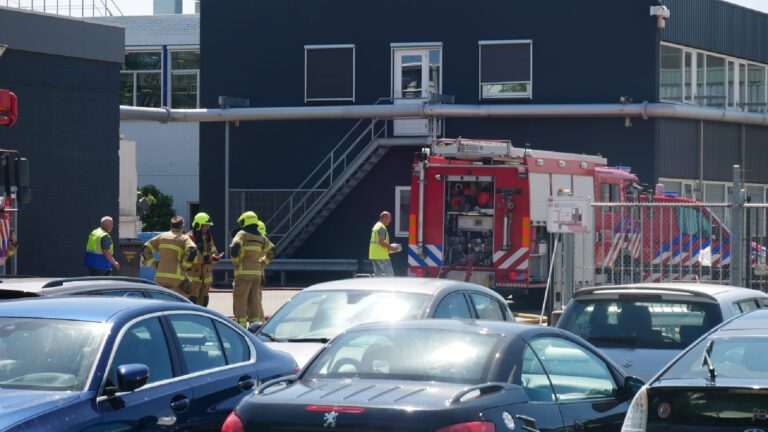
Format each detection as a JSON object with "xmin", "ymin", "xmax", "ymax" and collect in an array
[
  {"xmin": 232, "ymin": 275, "xmax": 263, "ymax": 324},
  {"xmin": 188, "ymin": 264, "xmax": 213, "ymax": 306},
  {"xmin": 155, "ymin": 277, "xmax": 190, "ymax": 299}
]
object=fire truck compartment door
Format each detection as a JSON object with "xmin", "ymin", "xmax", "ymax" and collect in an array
[
  {"xmin": 529, "ymin": 172, "xmax": 550, "ymax": 224},
  {"xmin": 572, "ymin": 176, "xmax": 595, "ymax": 200}
]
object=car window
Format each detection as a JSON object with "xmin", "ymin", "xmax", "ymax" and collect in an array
[
  {"xmin": 215, "ymin": 321, "xmax": 250, "ymax": 364},
  {"xmin": 433, "ymin": 293, "xmax": 472, "ymax": 319},
  {"xmin": 108, "ymin": 317, "xmax": 173, "ymax": 385},
  {"xmin": 168, "ymin": 314, "xmax": 226, "ymax": 374},
  {"xmin": 529, "ymin": 337, "xmax": 617, "ymax": 401},
  {"xmin": 0, "ymin": 318, "xmax": 104, "ymax": 391},
  {"xmin": 468, "ymin": 293, "xmax": 506, "ymax": 321},
  {"xmin": 664, "ymin": 335, "xmax": 768, "ymax": 380},
  {"xmin": 735, "ymin": 299, "xmax": 760, "ymax": 313},
  {"xmin": 147, "ymin": 291, "xmax": 187, "ymax": 302},
  {"xmin": 520, "ymin": 345, "xmax": 555, "ymax": 402},
  {"xmin": 90, "ymin": 290, "xmax": 144, "ymax": 299},
  {"xmin": 560, "ymin": 299, "xmax": 722, "ymax": 348}
]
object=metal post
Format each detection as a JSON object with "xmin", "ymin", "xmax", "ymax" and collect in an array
[
  {"xmin": 730, "ymin": 165, "xmax": 744, "ymax": 287},
  {"xmin": 224, "ymin": 121, "xmax": 230, "ymax": 257}
]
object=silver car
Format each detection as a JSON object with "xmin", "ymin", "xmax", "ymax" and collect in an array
[
  {"xmin": 251, "ymin": 277, "xmax": 515, "ymax": 367},
  {"xmin": 556, "ymin": 283, "xmax": 768, "ymax": 380}
]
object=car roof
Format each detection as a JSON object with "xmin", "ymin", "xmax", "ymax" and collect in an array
[
  {"xmin": 0, "ymin": 276, "xmax": 186, "ymax": 300},
  {"xmin": 347, "ymin": 318, "xmax": 559, "ymax": 339},
  {"xmin": 303, "ymin": 277, "xmax": 501, "ymax": 297},
  {"xmin": 0, "ymin": 296, "xmax": 202, "ymax": 322},
  {"xmin": 573, "ymin": 283, "xmax": 766, "ymax": 302}
]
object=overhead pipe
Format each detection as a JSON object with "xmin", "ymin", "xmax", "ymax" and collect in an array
[{"xmin": 120, "ymin": 102, "xmax": 768, "ymax": 127}]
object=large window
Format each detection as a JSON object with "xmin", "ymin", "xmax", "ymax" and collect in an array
[
  {"xmin": 170, "ymin": 50, "xmax": 200, "ymax": 108},
  {"xmin": 479, "ymin": 40, "xmax": 532, "ymax": 99},
  {"xmin": 661, "ymin": 43, "xmax": 768, "ymax": 112},
  {"xmin": 395, "ymin": 186, "xmax": 410, "ymax": 237},
  {"xmin": 305, "ymin": 45, "xmax": 355, "ymax": 102},
  {"xmin": 121, "ymin": 51, "xmax": 162, "ymax": 107}
]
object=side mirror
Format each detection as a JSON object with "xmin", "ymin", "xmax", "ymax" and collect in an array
[
  {"xmin": 117, "ymin": 363, "xmax": 150, "ymax": 392},
  {"xmin": 622, "ymin": 376, "xmax": 644, "ymax": 399},
  {"xmin": 247, "ymin": 322, "xmax": 263, "ymax": 334}
]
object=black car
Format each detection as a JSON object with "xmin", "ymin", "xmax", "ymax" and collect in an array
[
  {"xmin": 0, "ymin": 276, "xmax": 190, "ymax": 302},
  {"xmin": 621, "ymin": 308, "xmax": 768, "ymax": 432},
  {"xmin": 223, "ymin": 319, "xmax": 643, "ymax": 432}
]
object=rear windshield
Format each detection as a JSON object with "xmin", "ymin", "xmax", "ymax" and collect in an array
[
  {"xmin": 560, "ymin": 299, "xmax": 722, "ymax": 349},
  {"xmin": 662, "ymin": 335, "xmax": 768, "ymax": 380}
]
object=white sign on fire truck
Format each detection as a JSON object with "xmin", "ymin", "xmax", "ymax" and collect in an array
[{"xmin": 547, "ymin": 196, "xmax": 591, "ymax": 233}]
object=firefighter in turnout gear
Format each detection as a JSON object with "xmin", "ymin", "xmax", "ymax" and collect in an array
[
  {"xmin": 141, "ymin": 215, "xmax": 198, "ymax": 297},
  {"xmin": 187, "ymin": 212, "xmax": 223, "ymax": 306},
  {"xmin": 230, "ymin": 211, "xmax": 274, "ymax": 328}
]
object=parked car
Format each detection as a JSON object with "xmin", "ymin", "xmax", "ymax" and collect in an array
[
  {"xmin": 224, "ymin": 319, "xmax": 644, "ymax": 432},
  {"xmin": 622, "ymin": 308, "xmax": 768, "ymax": 431},
  {"xmin": 0, "ymin": 275, "xmax": 191, "ymax": 302},
  {"xmin": 0, "ymin": 296, "xmax": 297, "ymax": 431},
  {"xmin": 251, "ymin": 277, "xmax": 515, "ymax": 366},
  {"xmin": 556, "ymin": 282, "xmax": 768, "ymax": 380}
]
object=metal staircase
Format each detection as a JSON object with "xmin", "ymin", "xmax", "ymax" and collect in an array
[{"xmin": 264, "ymin": 116, "xmax": 390, "ymax": 258}]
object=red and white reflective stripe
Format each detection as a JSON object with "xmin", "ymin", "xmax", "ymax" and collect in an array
[
  {"xmin": 642, "ymin": 272, "xmax": 663, "ymax": 282},
  {"xmin": 494, "ymin": 248, "xmax": 529, "ymax": 270},
  {"xmin": 603, "ymin": 232, "xmax": 624, "ymax": 268}
]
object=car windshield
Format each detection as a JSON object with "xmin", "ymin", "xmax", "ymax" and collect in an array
[
  {"xmin": 662, "ymin": 335, "xmax": 768, "ymax": 380},
  {"xmin": 0, "ymin": 318, "xmax": 105, "ymax": 391},
  {"xmin": 560, "ymin": 299, "xmax": 721, "ymax": 349},
  {"xmin": 303, "ymin": 327, "xmax": 502, "ymax": 385},
  {"xmin": 259, "ymin": 290, "xmax": 430, "ymax": 341}
]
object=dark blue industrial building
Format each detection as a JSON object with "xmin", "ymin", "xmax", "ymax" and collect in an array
[{"xmin": 199, "ymin": 0, "xmax": 768, "ymax": 277}]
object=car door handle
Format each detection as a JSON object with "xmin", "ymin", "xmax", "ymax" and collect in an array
[
  {"xmin": 170, "ymin": 397, "xmax": 190, "ymax": 412},
  {"xmin": 238, "ymin": 376, "xmax": 255, "ymax": 391},
  {"xmin": 515, "ymin": 414, "xmax": 540, "ymax": 432}
]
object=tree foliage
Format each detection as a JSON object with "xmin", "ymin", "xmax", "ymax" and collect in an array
[{"xmin": 139, "ymin": 184, "xmax": 176, "ymax": 232}]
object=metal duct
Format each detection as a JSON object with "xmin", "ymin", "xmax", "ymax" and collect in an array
[{"xmin": 120, "ymin": 102, "xmax": 768, "ymax": 127}]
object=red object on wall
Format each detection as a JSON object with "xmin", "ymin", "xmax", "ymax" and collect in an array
[{"xmin": 0, "ymin": 90, "xmax": 18, "ymax": 128}]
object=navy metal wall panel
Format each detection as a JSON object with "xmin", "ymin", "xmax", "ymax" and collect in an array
[
  {"xmin": 656, "ymin": 118, "xmax": 699, "ymax": 180},
  {"xmin": 703, "ymin": 122, "xmax": 740, "ymax": 181},
  {"xmin": 745, "ymin": 126, "xmax": 768, "ymax": 183},
  {"xmin": 0, "ymin": 49, "xmax": 121, "ymax": 277},
  {"xmin": 663, "ymin": 0, "xmax": 768, "ymax": 63}
]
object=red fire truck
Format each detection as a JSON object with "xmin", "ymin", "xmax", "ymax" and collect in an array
[{"xmin": 407, "ymin": 138, "xmax": 748, "ymax": 301}]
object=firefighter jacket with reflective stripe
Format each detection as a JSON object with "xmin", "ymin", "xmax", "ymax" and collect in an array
[
  {"xmin": 83, "ymin": 227, "xmax": 113, "ymax": 269},
  {"xmin": 188, "ymin": 230, "xmax": 219, "ymax": 284},
  {"xmin": 369, "ymin": 221, "xmax": 389, "ymax": 260},
  {"xmin": 230, "ymin": 229, "xmax": 274, "ymax": 277},
  {"xmin": 142, "ymin": 229, "xmax": 197, "ymax": 281}
]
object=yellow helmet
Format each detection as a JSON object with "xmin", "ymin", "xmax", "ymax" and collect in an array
[
  {"xmin": 237, "ymin": 211, "xmax": 259, "ymax": 228},
  {"xmin": 257, "ymin": 220, "xmax": 267, "ymax": 236},
  {"xmin": 192, "ymin": 212, "xmax": 214, "ymax": 230}
]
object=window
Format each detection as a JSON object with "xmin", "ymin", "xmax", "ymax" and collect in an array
[
  {"xmin": 168, "ymin": 314, "xmax": 226, "ymax": 374},
  {"xmin": 147, "ymin": 291, "xmax": 187, "ymax": 302},
  {"xmin": 529, "ymin": 337, "xmax": 617, "ymax": 401},
  {"xmin": 121, "ymin": 51, "xmax": 162, "ymax": 107},
  {"xmin": 520, "ymin": 345, "xmax": 555, "ymax": 402},
  {"xmin": 479, "ymin": 40, "xmax": 532, "ymax": 99},
  {"xmin": 469, "ymin": 292, "xmax": 506, "ymax": 321},
  {"xmin": 108, "ymin": 318, "xmax": 173, "ymax": 386},
  {"xmin": 434, "ymin": 293, "xmax": 472, "ymax": 319},
  {"xmin": 660, "ymin": 44, "xmax": 683, "ymax": 102},
  {"xmin": 395, "ymin": 186, "xmax": 410, "ymax": 237},
  {"xmin": 170, "ymin": 50, "xmax": 199, "ymax": 108},
  {"xmin": 215, "ymin": 321, "xmax": 250, "ymax": 364},
  {"xmin": 706, "ymin": 55, "xmax": 726, "ymax": 107},
  {"xmin": 305, "ymin": 45, "xmax": 355, "ymax": 102},
  {"xmin": 735, "ymin": 299, "xmax": 760, "ymax": 314}
]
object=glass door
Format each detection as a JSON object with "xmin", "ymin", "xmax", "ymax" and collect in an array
[{"xmin": 393, "ymin": 47, "xmax": 441, "ymax": 136}]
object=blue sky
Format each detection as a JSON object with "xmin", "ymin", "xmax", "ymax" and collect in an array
[{"xmin": 110, "ymin": 0, "xmax": 768, "ymax": 16}]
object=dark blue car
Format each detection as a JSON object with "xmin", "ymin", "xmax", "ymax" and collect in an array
[{"xmin": 0, "ymin": 296, "xmax": 297, "ymax": 431}]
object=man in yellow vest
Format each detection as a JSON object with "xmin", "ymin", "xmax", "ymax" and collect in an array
[
  {"xmin": 187, "ymin": 212, "xmax": 223, "ymax": 306},
  {"xmin": 83, "ymin": 216, "xmax": 120, "ymax": 276},
  {"xmin": 369, "ymin": 211, "xmax": 400, "ymax": 277},
  {"xmin": 230, "ymin": 211, "xmax": 274, "ymax": 328},
  {"xmin": 141, "ymin": 215, "xmax": 198, "ymax": 297}
]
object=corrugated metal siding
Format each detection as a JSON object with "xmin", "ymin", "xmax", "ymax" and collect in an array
[
  {"xmin": 656, "ymin": 118, "xmax": 698, "ymax": 180},
  {"xmin": 663, "ymin": 0, "xmax": 768, "ymax": 63},
  {"xmin": 745, "ymin": 126, "xmax": 768, "ymax": 182},
  {"xmin": 703, "ymin": 123, "xmax": 740, "ymax": 181}
]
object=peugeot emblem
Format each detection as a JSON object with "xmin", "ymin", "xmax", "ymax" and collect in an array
[{"xmin": 323, "ymin": 411, "xmax": 338, "ymax": 428}]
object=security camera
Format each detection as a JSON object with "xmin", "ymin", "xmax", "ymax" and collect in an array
[{"xmin": 650, "ymin": 5, "xmax": 671, "ymax": 29}]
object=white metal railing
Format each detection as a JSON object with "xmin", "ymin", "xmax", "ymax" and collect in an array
[{"xmin": 3, "ymin": 0, "xmax": 123, "ymax": 16}]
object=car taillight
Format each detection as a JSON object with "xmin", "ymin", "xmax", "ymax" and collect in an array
[
  {"xmin": 435, "ymin": 421, "xmax": 495, "ymax": 432},
  {"xmin": 621, "ymin": 386, "xmax": 648, "ymax": 432},
  {"xmin": 221, "ymin": 412, "xmax": 245, "ymax": 432}
]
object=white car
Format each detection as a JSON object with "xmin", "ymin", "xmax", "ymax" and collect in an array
[
  {"xmin": 556, "ymin": 283, "xmax": 768, "ymax": 380},
  {"xmin": 250, "ymin": 277, "xmax": 515, "ymax": 367}
]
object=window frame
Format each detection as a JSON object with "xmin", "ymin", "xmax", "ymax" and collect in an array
[
  {"xmin": 304, "ymin": 44, "xmax": 356, "ymax": 103},
  {"xmin": 121, "ymin": 48, "xmax": 164, "ymax": 108},
  {"xmin": 168, "ymin": 48, "xmax": 200, "ymax": 109},
  {"xmin": 394, "ymin": 185, "xmax": 411, "ymax": 237},
  {"xmin": 478, "ymin": 39, "xmax": 533, "ymax": 100},
  {"xmin": 390, "ymin": 42, "xmax": 443, "ymax": 100}
]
